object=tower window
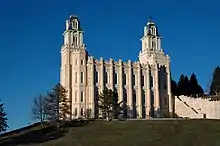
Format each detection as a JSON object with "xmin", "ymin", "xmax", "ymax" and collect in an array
[
  {"xmin": 81, "ymin": 59, "xmax": 84, "ymax": 65},
  {"xmin": 81, "ymin": 72, "xmax": 84, "ymax": 83},
  {"xmin": 75, "ymin": 108, "xmax": 78, "ymax": 116},
  {"xmin": 75, "ymin": 72, "xmax": 77, "ymax": 83},
  {"xmin": 75, "ymin": 91, "xmax": 77, "ymax": 102},
  {"xmin": 81, "ymin": 91, "xmax": 84, "ymax": 102},
  {"xmin": 75, "ymin": 37, "xmax": 78, "ymax": 46},
  {"xmin": 75, "ymin": 59, "xmax": 77, "ymax": 65},
  {"xmin": 81, "ymin": 108, "xmax": 84, "ymax": 116}
]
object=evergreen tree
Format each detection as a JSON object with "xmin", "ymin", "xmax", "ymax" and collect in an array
[
  {"xmin": 98, "ymin": 87, "xmax": 122, "ymax": 121},
  {"xmin": 112, "ymin": 91, "xmax": 123, "ymax": 119},
  {"xmin": 189, "ymin": 73, "xmax": 204, "ymax": 97},
  {"xmin": 177, "ymin": 74, "xmax": 185, "ymax": 96},
  {"xmin": 183, "ymin": 76, "xmax": 190, "ymax": 96},
  {"xmin": 171, "ymin": 78, "xmax": 178, "ymax": 96},
  {"xmin": 210, "ymin": 66, "xmax": 220, "ymax": 95},
  {"xmin": 0, "ymin": 100, "xmax": 8, "ymax": 133},
  {"xmin": 45, "ymin": 83, "xmax": 71, "ymax": 123},
  {"xmin": 31, "ymin": 94, "xmax": 47, "ymax": 125}
]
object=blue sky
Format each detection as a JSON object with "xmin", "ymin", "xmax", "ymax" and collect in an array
[{"xmin": 0, "ymin": 0, "xmax": 219, "ymax": 131}]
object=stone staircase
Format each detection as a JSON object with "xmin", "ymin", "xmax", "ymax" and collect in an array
[{"xmin": 175, "ymin": 96, "xmax": 203, "ymax": 118}]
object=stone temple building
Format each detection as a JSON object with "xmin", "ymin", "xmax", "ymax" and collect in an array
[{"xmin": 60, "ymin": 15, "xmax": 172, "ymax": 119}]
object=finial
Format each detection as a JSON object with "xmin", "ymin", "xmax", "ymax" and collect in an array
[{"xmin": 149, "ymin": 16, "xmax": 153, "ymax": 21}]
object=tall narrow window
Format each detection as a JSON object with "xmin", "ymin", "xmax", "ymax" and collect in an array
[
  {"xmin": 81, "ymin": 108, "xmax": 84, "ymax": 116},
  {"xmin": 75, "ymin": 59, "xmax": 77, "ymax": 65},
  {"xmin": 75, "ymin": 108, "xmax": 77, "ymax": 116},
  {"xmin": 75, "ymin": 91, "xmax": 77, "ymax": 102},
  {"xmin": 141, "ymin": 74, "xmax": 145, "ymax": 86},
  {"xmin": 107, "ymin": 72, "xmax": 109, "ymax": 84},
  {"xmin": 81, "ymin": 91, "xmax": 84, "ymax": 102},
  {"xmin": 123, "ymin": 74, "xmax": 126, "ymax": 85},
  {"xmin": 150, "ymin": 76, "xmax": 154, "ymax": 88},
  {"xmin": 81, "ymin": 72, "xmax": 84, "ymax": 83},
  {"xmin": 114, "ymin": 72, "xmax": 117, "ymax": 84},
  {"xmin": 104, "ymin": 72, "xmax": 108, "ymax": 84},
  {"xmin": 95, "ymin": 71, "xmax": 99, "ymax": 83},
  {"xmin": 73, "ymin": 21, "xmax": 76, "ymax": 28},
  {"xmin": 81, "ymin": 59, "xmax": 84, "ymax": 65},
  {"xmin": 132, "ymin": 74, "xmax": 135, "ymax": 86},
  {"xmin": 75, "ymin": 72, "xmax": 77, "ymax": 83}
]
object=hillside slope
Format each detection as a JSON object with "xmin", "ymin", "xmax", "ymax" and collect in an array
[{"xmin": 1, "ymin": 119, "xmax": 220, "ymax": 146}]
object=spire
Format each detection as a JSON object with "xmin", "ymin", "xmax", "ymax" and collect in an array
[{"xmin": 148, "ymin": 16, "xmax": 153, "ymax": 23}]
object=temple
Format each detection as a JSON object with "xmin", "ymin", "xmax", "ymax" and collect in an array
[{"xmin": 60, "ymin": 15, "xmax": 172, "ymax": 119}]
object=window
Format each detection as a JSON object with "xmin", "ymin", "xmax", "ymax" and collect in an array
[
  {"xmin": 81, "ymin": 91, "xmax": 84, "ymax": 102},
  {"xmin": 104, "ymin": 72, "xmax": 108, "ymax": 84},
  {"xmin": 81, "ymin": 59, "xmax": 84, "ymax": 65},
  {"xmin": 75, "ymin": 72, "xmax": 77, "ymax": 83},
  {"xmin": 75, "ymin": 108, "xmax": 78, "ymax": 116},
  {"xmin": 132, "ymin": 74, "xmax": 135, "ymax": 86},
  {"xmin": 72, "ymin": 21, "xmax": 76, "ymax": 28},
  {"xmin": 152, "ymin": 41, "xmax": 156, "ymax": 50},
  {"xmin": 141, "ymin": 74, "xmax": 145, "ymax": 86},
  {"xmin": 123, "ymin": 74, "xmax": 126, "ymax": 85},
  {"xmin": 75, "ymin": 91, "xmax": 77, "ymax": 102},
  {"xmin": 81, "ymin": 72, "xmax": 84, "ymax": 83},
  {"xmin": 107, "ymin": 72, "xmax": 109, "ymax": 84},
  {"xmin": 75, "ymin": 59, "xmax": 77, "ymax": 65},
  {"xmin": 81, "ymin": 108, "xmax": 84, "ymax": 116},
  {"xmin": 95, "ymin": 71, "xmax": 99, "ymax": 83},
  {"xmin": 114, "ymin": 72, "xmax": 117, "ymax": 84},
  {"xmin": 150, "ymin": 76, "xmax": 153, "ymax": 88}
]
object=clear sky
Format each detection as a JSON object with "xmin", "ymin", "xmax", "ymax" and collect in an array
[{"xmin": 0, "ymin": 0, "xmax": 219, "ymax": 131}]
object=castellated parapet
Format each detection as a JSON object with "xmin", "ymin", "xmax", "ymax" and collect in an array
[{"xmin": 60, "ymin": 15, "xmax": 172, "ymax": 119}]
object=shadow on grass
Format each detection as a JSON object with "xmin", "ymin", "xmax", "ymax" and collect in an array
[{"xmin": 0, "ymin": 119, "xmax": 90, "ymax": 146}]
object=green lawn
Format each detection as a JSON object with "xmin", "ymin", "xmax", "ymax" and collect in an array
[{"xmin": 1, "ymin": 119, "xmax": 220, "ymax": 146}]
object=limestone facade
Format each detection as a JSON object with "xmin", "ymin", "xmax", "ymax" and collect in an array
[{"xmin": 60, "ymin": 15, "xmax": 172, "ymax": 119}]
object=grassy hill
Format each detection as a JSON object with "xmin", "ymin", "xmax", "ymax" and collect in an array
[{"xmin": 1, "ymin": 119, "xmax": 220, "ymax": 146}]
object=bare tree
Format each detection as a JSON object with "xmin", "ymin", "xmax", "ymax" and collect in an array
[{"xmin": 31, "ymin": 94, "xmax": 46, "ymax": 125}]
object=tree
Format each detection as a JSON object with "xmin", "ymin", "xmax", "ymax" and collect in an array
[
  {"xmin": 45, "ymin": 83, "xmax": 71, "ymax": 123},
  {"xmin": 0, "ymin": 100, "xmax": 8, "ymax": 133},
  {"xmin": 31, "ymin": 94, "xmax": 47, "ymax": 125},
  {"xmin": 112, "ymin": 91, "xmax": 123, "ymax": 119},
  {"xmin": 171, "ymin": 78, "xmax": 178, "ymax": 96},
  {"xmin": 177, "ymin": 74, "xmax": 186, "ymax": 96},
  {"xmin": 210, "ymin": 66, "xmax": 220, "ymax": 95},
  {"xmin": 98, "ymin": 87, "xmax": 122, "ymax": 121},
  {"xmin": 188, "ymin": 73, "xmax": 204, "ymax": 97}
]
